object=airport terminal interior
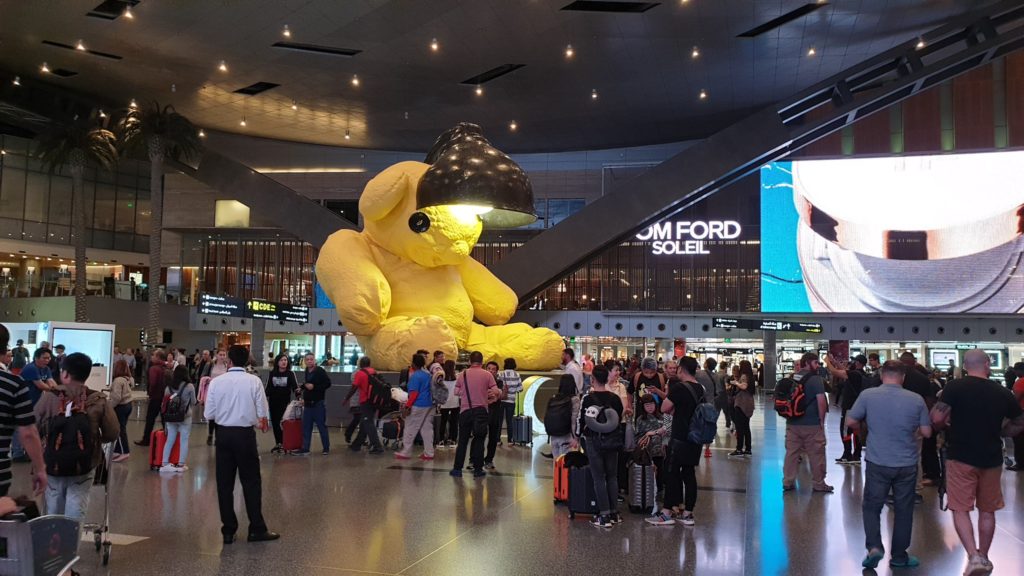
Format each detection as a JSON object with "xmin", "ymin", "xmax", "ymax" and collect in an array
[{"xmin": 1, "ymin": 1, "xmax": 1024, "ymax": 575}]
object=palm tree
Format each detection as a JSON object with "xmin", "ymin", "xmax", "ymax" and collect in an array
[
  {"xmin": 119, "ymin": 103, "xmax": 202, "ymax": 347},
  {"xmin": 36, "ymin": 114, "xmax": 118, "ymax": 322}
]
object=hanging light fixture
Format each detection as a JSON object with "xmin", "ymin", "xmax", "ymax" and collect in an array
[
  {"xmin": 351, "ymin": 74, "xmax": 360, "ymax": 86},
  {"xmin": 416, "ymin": 123, "xmax": 537, "ymax": 228},
  {"xmin": 344, "ymin": 129, "xmax": 351, "ymax": 140},
  {"xmin": 240, "ymin": 117, "xmax": 247, "ymax": 127},
  {"xmin": 291, "ymin": 100, "xmax": 298, "ymax": 110}
]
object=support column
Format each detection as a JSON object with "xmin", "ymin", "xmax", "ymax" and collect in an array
[
  {"xmin": 762, "ymin": 331, "xmax": 778, "ymax": 393},
  {"xmin": 251, "ymin": 319, "xmax": 266, "ymax": 368}
]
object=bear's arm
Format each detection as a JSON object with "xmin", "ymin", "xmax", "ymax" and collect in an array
[
  {"xmin": 457, "ymin": 257, "xmax": 517, "ymax": 325},
  {"xmin": 316, "ymin": 230, "xmax": 391, "ymax": 333}
]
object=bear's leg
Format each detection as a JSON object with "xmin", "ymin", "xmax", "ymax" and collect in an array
[
  {"xmin": 465, "ymin": 323, "xmax": 563, "ymax": 371},
  {"xmin": 362, "ymin": 316, "xmax": 458, "ymax": 371}
]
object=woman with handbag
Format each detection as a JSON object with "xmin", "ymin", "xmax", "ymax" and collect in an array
[
  {"xmin": 573, "ymin": 365, "xmax": 625, "ymax": 529},
  {"xmin": 109, "ymin": 359, "xmax": 135, "ymax": 462},
  {"xmin": 265, "ymin": 354, "xmax": 298, "ymax": 454}
]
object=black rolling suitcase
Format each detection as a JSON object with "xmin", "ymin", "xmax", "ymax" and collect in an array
[
  {"xmin": 568, "ymin": 463, "xmax": 599, "ymax": 519},
  {"xmin": 511, "ymin": 414, "xmax": 533, "ymax": 446}
]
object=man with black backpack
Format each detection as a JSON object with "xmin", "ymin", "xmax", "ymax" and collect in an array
[
  {"xmin": 35, "ymin": 352, "xmax": 119, "ymax": 522},
  {"xmin": 349, "ymin": 356, "xmax": 385, "ymax": 454},
  {"xmin": 646, "ymin": 357, "xmax": 710, "ymax": 527},
  {"xmin": 782, "ymin": 353, "xmax": 833, "ymax": 494}
]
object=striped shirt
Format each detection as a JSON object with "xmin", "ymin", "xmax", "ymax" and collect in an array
[{"xmin": 0, "ymin": 370, "xmax": 36, "ymax": 492}]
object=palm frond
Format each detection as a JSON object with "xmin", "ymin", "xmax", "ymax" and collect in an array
[
  {"xmin": 35, "ymin": 114, "xmax": 118, "ymax": 174},
  {"xmin": 118, "ymin": 101, "xmax": 203, "ymax": 162}
]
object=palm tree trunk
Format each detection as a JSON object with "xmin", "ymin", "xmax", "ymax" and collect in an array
[
  {"xmin": 147, "ymin": 138, "xmax": 164, "ymax": 347},
  {"xmin": 71, "ymin": 160, "xmax": 87, "ymax": 322}
]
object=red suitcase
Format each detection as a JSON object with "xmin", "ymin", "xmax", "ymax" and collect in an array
[
  {"xmin": 282, "ymin": 419, "xmax": 303, "ymax": 453},
  {"xmin": 150, "ymin": 429, "xmax": 180, "ymax": 470},
  {"xmin": 554, "ymin": 455, "xmax": 570, "ymax": 503}
]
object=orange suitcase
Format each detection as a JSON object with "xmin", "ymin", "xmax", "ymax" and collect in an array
[
  {"xmin": 150, "ymin": 429, "xmax": 180, "ymax": 470},
  {"xmin": 554, "ymin": 455, "xmax": 570, "ymax": 503}
]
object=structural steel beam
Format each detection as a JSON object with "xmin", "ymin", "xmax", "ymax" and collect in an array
[
  {"xmin": 168, "ymin": 151, "xmax": 355, "ymax": 247},
  {"xmin": 490, "ymin": 0, "xmax": 1024, "ymax": 302}
]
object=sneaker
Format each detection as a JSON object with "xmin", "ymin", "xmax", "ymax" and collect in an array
[
  {"xmin": 645, "ymin": 512, "xmax": 675, "ymax": 526},
  {"xmin": 294, "ymin": 450, "xmax": 311, "ymax": 456},
  {"xmin": 158, "ymin": 464, "xmax": 176, "ymax": 473},
  {"xmin": 174, "ymin": 464, "xmax": 188, "ymax": 473},
  {"xmin": 836, "ymin": 457, "xmax": 851, "ymax": 465},
  {"xmin": 729, "ymin": 450, "xmax": 744, "ymax": 457},
  {"xmin": 742, "ymin": 450, "xmax": 752, "ymax": 456},
  {"xmin": 890, "ymin": 555, "xmax": 920, "ymax": 568},
  {"xmin": 472, "ymin": 469, "xmax": 487, "ymax": 478},
  {"xmin": 322, "ymin": 450, "xmax": 329, "ymax": 456},
  {"xmin": 850, "ymin": 458, "xmax": 862, "ymax": 465},
  {"xmin": 964, "ymin": 554, "xmax": 991, "ymax": 576},
  {"xmin": 590, "ymin": 514, "xmax": 612, "ymax": 528},
  {"xmin": 484, "ymin": 462, "xmax": 496, "ymax": 470},
  {"xmin": 394, "ymin": 453, "xmax": 411, "ymax": 460},
  {"xmin": 862, "ymin": 549, "xmax": 884, "ymax": 569},
  {"xmin": 609, "ymin": 512, "xmax": 623, "ymax": 525},
  {"xmin": 271, "ymin": 445, "xmax": 283, "ymax": 454},
  {"xmin": 679, "ymin": 512, "xmax": 695, "ymax": 526},
  {"xmin": 449, "ymin": 469, "xmax": 463, "ymax": 478},
  {"xmin": 419, "ymin": 454, "xmax": 434, "ymax": 461}
]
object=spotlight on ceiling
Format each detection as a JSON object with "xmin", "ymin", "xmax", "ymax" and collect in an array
[
  {"xmin": 40, "ymin": 62, "xmax": 50, "ymax": 73},
  {"xmin": 691, "ymin": 46, "xmax": 700, "ymax": 58},
  {"xmin": 129, "ymin": 98, "xmax": 137, "ymax": 109},
  {"xmin": 240, "ymin": 117, "xmax": 247, "ymax": 127},
  {"xmin": 351, "ymin": 74, "xmax": 360, "ymax": 86},
  {"xmin": 699, "ymin": 89, "xmax": 707, "ymax": 100},
  {"xmin": 344, "ymin": 129, "xmax": 351, "ymax": 140},
  {"xmin": 430, "ymin": 38, "xmax": 439, "ymax": 51},
  {"xmin": 282, "ymin": 24, "xmax": 291, "ymax": 38},
  {"xmin": 475, "ymin": 84, "xmax": 483, "ymax": 96},
  {"xmin": 12, "ymin": 76, "xmax": 20, "ymax": 86},
  {"xmin": 198, "ymin": 129, "xmax": 206, "ymax": 138},
  {"xmin": 76, "ymin": 39, "xmax": 86, "ymax": 51},
  {"xmin": 509, "ymin": 120, "xmax": 518, "ymax": 131},
  {"xmin": 291, "ymin": 101, "xmax": 298, "ymax": 110},
  {"xmin": 219, "ymin": 60, "xmax": 228, "ymax": 72},
  {"xmin": 124, "ymin": 5, "xmax": 134, "ymax": 19},
  {"xmin": 591, "ymin": 88, "xmax": 598, "ymax": 100},
  {"xmin": 807, "ymin": 47, "xmax": 816, "ymax": 56},
  {"xmin": 565, "ymin": 44, "xmax": 574, "ymax": 58}
]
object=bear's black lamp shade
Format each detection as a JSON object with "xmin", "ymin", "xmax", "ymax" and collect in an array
[{"xmin": 417, "ymin": 123, "xmax": 537, "ymax": 228}]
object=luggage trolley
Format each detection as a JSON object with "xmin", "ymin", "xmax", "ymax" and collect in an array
[
  {"xmin": 82, "ymin": 442, "xmax": 114, "ymax": 566},
  {"xmin": 0, "ymin": 513, "xmax": 81, "ymax": 575}
]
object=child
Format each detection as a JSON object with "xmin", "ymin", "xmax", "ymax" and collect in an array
[{"xmin": 634, "ymin": 393, "xmax": 667, "ymax": 486}]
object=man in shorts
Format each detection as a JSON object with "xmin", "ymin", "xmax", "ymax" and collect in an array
[{"xmin": 932, "ymin": 349, "xmax": 1023, "ymax": 576}]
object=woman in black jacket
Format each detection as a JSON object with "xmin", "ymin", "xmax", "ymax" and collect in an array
[{"xmin": 266, "ymin": 354, "xmax": 299, "ymax": 454}]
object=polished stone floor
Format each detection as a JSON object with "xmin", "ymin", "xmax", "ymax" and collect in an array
[{"xmin": 10, "ymin": 399, "xmax": 1022, "ymax": 576}]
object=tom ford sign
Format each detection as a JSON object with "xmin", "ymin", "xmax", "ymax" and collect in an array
[{"xmin": 635, "ymin": 220, "xmax": 742, "ymax": 255}]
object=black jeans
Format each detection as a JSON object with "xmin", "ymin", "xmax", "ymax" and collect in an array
[
  {"xmin": 344, "ymin": 408, "xmax": 360, "ymax": 443},
  {"xmin": 921, "ymin": 434, "xmax": 939, "ymax": 480},
  {"xmin": 453, "ymin": 408, "xmax": 487, "ymax": 471},
  {"xmin": 268, "ymin": 399, "xmax": 288, "ymax": 445},
  {"xmin": 485, "ymin": 403, "xmax": 503, "ymax": 463},
  {"xmin": 438, "ymin": 408, "xmax": 459, "ymax": 444},
  {"xmin": 733, "ymin": 410, "xmax": 752, "ymax": 452},
  {"xmin": 584, "ymin": 439, "xmax": 619, "ymax": 516},
  {"xmin": 215, "ymin": 426, "xmax": 267, "ymax": 536},
  {"xmin": 114, "ymin": 403, "xmax": 132, "ymax": 454},
  {"xmin": 500, "ymin": 402, "xmax": 515, "ymax": 442},
  {"xmin": 140, "ymin": 400, "xmax": 161, "ymax": 443},
  {"xmin": 840, "ymin": 408, "xmax": 863, "ymax": 460},
  {"xmin": 351, "ymin": 403, "xmax": 383, "ymax": 452},
  {"xmin": 664, "ymin": 440, "xmax": 698, "ymax": 512}
]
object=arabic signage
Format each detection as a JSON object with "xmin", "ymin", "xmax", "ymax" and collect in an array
[{"xmin": 713, "ymin": 317, "xmax": 823, "ymax": 334}]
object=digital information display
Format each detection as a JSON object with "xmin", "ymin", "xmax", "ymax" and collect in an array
[
  {"xmin": 199, "ymin": 293, "xmax": 309, "ymax": 323},
  {"xmin": 760, "ymin": 152, "xmax": 1024, "ymax": 313},
  {"xmin": 713, "ymin": 317, "xmax": 823, "ymax": 334}
]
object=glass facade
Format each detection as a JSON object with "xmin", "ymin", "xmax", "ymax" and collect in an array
[{"xmin": 0, "ymin": 134, "xmax": 151, "ymax": 252}]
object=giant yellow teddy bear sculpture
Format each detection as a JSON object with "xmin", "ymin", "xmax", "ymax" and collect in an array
[{"xmin": 315, "ymin": 137, "xmax": 564, "ymax": 371}]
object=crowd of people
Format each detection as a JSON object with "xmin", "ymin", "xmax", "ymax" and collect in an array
[{"xmin": 1, "ymin": 323, "xmax": 1023, "ymax": 575}]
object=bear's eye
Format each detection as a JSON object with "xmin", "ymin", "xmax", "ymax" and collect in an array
[{"xmin": 408, "ymin": 212, "xmax": 431, "ymax": 233}]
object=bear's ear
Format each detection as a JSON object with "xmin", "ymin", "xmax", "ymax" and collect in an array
[{"xmin": 359, "ymin": 161, "xmax": 430, "ymax": 222}]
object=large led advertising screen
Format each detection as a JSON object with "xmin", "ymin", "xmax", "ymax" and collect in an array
[{"xmin": 760, "ymin": 151, "xmax": 1024, "ymax": 313}]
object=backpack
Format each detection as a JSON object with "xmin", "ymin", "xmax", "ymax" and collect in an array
[
  {"xmin": 544, "ymin": 395, "xmax": 574, "ymax": 437},
  {"xmin": 774, "ymin": 376, "xmax": 808, "ymax": 419},
  {"xmin": 363, "ymin": 369, "xmax": 391, "ymax": 410},
  {"xmin": 161, "ymin": 384, "xmax": 191, "ymax": 423},
  {"xmin": 684, "ymin": 383, "xmax": 718, "ymax": 445},
  {"xmin": 43, "ymin": 393, "xmax": 96, "ymax": 477},
  {"xmin": 430, "ymin": 371, "xmax": 449, "ymax": 406}
]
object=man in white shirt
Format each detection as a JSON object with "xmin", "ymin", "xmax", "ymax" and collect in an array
[
  {"xmin": 204, "ymin": 345, "xmax": 279, "ymax": 545},
  {"xmin": 561, "ymin": 348, "xmax": 583, "ymax": 396}
]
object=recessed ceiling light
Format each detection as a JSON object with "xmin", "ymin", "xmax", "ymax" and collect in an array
[
  {"xmin": 699, "ymin": 89, "xmax": 707, "ymax": 100},
  {"xmin": 475, "ymin": 84, "xmax": 483, "ymax": 96},
  {"xmin": 124, "ymin": 5, "xmax": 134, "ymax": 19},
  {"xmin": 98, "ymin": 109, "xmax": 106, "ymax": 118},
  {"xmin": 282, "ymin": 24, "xmax": 291, "ymax": 38},
  {"xmin": 351, "ymin": 74, "xmax": 360, "ymax": 86},
  {"xmin": 76, "ymin": 39, "xmax": 86, "ymax": 51},
  {"xmin": 509, "ymin": 120, "xmax": 518, "ymax": 131},
  {"xmin": 807, "ymin": 47, "xmax": 816, "ymax": 56},
  {"xmin": 40, "ymin": 62, "xmax": 50, "ymax": 73},
  {"xmin": 591, "ymin": 88, "xmax": 598, "ymax": 100},
  {"xmin": 565, "ymin": 44, "xmax": 574, "ymax": 58},
  {"xmin": 430, "ymin": 37, "xmax": 439, "ymax": 51},
  {"xmin": 916, "ymin": 38, "xmax": 925, "ymax": 49},
  {"xmin": 240, "ymin": 117, "xmax": 247, "ymax": 127},
  {"xmin": 198, "ymin": 129, "xmax": 206, "ymax": 138},
  {"xmin": 0, "ymin": 150, "xmax": 5, "ymax": 156},
  {"xmin": 12, "ymin": 76, "xmax": 20, "ymax": 86},
  {"xmin": 219, "ymin": 60, "xmax": 228, "ymax": 72},
  {"xmin": 691, "ymin": 46, "xmax": 700, "ymax": 58},
  {"xmin": 291, "ymin": 100, "xmax": 298, "ymax": 110},
  {"xmin": 129, "ymin": 98, "xmax": 137, "ymax": 109},
  {"xmin": 344, "ymin": 129, "xmax": 351, "ymax": 140}
]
